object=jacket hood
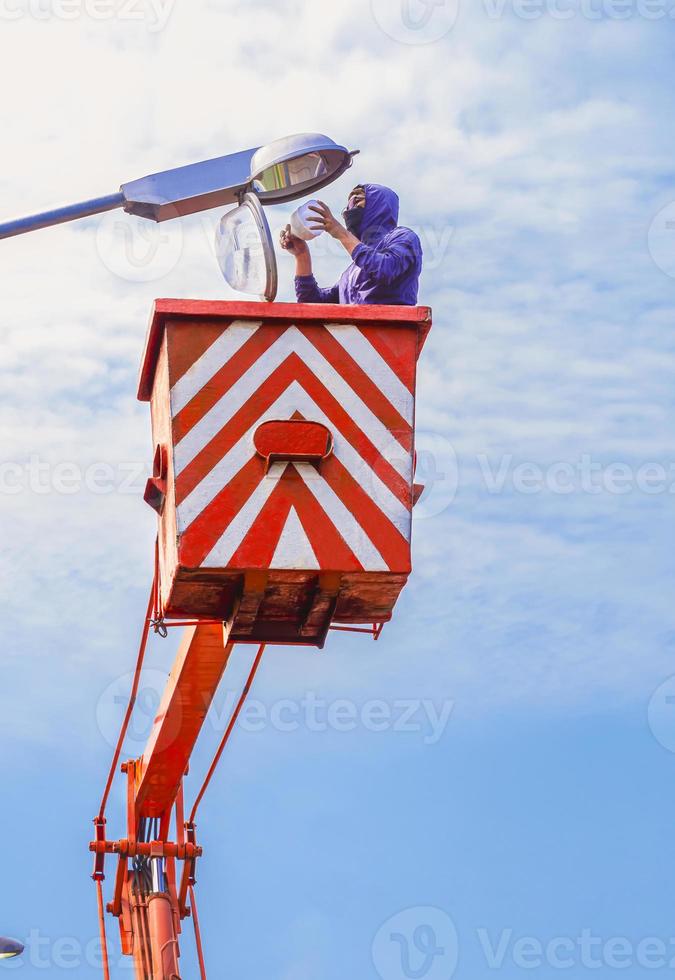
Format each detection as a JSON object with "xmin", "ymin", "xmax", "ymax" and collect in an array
[{"xmin": 360, "ymin": 183, "xmax": 399, "ymax": 244}]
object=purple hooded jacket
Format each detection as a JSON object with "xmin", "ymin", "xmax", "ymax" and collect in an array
[{"xmin": 294, "ymin": 183, "xmax": 422, "ymax": 306}]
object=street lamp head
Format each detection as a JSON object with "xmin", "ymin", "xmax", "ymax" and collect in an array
[
  {"xmin": 120, "ymin": 133, "xmax": 358, "ymax": 223},
  {"xmin": 0, "ymin": 937, "xmax": 24, "ymax": 959},
  {"xmin": 249, "ymin": 133, "xmax": 358, "ymax": 204}
]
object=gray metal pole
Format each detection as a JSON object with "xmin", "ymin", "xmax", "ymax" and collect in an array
[{"xmin": 0, "ymin": 192, "xmax": 125, "ymax": 240}]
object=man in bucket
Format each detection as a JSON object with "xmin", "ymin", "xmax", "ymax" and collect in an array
[{"xmin": 280, "ymin": 183, "xmax": 422, "ymax": 306}]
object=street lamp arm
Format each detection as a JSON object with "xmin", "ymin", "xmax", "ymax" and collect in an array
[{"xmin": 0, "ymin": 192, "xmax": 125, "ymax": 240}]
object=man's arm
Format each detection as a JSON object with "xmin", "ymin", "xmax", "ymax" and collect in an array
[
  {"xmin": 280, "ymin": 224, "xmax": 340, "ymax": 304},
  {"xmin": 295, "ymin": 274, "xmax": 340, "ymax": 304},
  {"xmin": 350, "ymin": 229, "xmax": 420, "ymax": 285}
]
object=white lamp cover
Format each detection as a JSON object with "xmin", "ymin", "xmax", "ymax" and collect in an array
[{"xmin": 215, "ymin": 192, "xmax": 277, "ymax": 302}]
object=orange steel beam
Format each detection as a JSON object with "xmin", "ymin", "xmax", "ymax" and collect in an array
[
  {"xmin": 135, "ymin": 619, "xmax": 236, "ymax": 819},
  {"xmin": 147, "ymin": 893, "xmax": 180, "ymax": 979}
]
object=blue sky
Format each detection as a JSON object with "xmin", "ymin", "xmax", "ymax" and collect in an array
[{"xmin": 1, "ymin": 1, "xmax": 675, "ymax": 977}]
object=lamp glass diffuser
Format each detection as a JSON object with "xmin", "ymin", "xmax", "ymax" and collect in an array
[
  {"xmin": 249, "ymin": 133, "xmax": 355, "ymax": 203},
  {"xmin": 215, "ymin": 192, "xmax": 277, "ymax": 302},
  {"xmin": 253, "ymin": 151, "xmax": 333, "ymax": 196}
]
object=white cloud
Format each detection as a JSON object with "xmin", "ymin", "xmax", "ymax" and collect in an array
[{"xmin": 0, "ymin": 0, "xmax": 673, "ymax": 746}]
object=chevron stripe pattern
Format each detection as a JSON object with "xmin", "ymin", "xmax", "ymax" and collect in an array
[{"xmin": 166, "ymin": 318, "xmax": 417, "ymax": 574}]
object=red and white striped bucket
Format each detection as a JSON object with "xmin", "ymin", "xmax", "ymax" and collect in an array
[{"xmin": 138, "ymin": 299, "xmax": 431, "ymax": 646}]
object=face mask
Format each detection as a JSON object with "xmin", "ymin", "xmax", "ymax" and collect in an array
[{"xmin": 343, "ymin": 206, "xmax": 364, "ymax": 239}]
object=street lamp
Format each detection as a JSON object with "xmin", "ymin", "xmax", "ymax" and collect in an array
[
  {"xmin": 0, "ymin": 937, "xmax": 24, "ymax": 959},
  {"xmin": 0, "ymin": 132, "xmax": 357, "ymax": 238},
  {"xmin": 0, "ymin": 131, "xmax": 358, "ymax": 303}
]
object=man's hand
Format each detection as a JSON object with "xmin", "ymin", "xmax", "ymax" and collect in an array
[
  {"xmin": 307, "ymin": 201, "xmax": 360, "ymax": 256},
  {"xmin": 280, "ymin": 223, "xmax": 312, "ymax": 277},
  {"xmin": 307, "ymin": 201, "xmax": 344, "ymax": 239},
  {"xmin": 280, "ymin": 224, "xmax": 309, "ymax": 257}
]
